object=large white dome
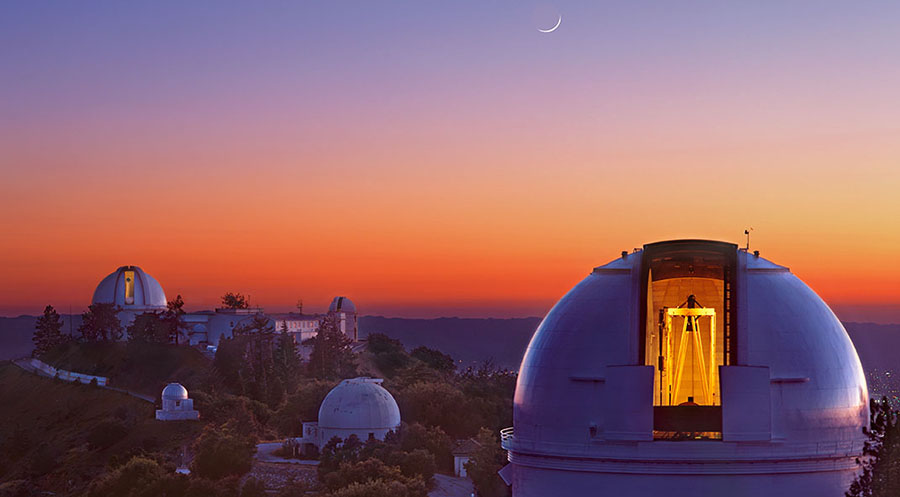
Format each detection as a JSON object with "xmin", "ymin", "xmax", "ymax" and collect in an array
[
  {"xmin": 92, "ymin": 265, "xmax": 167, "ymax": 310},
  {"xmin": 318, "ymin": 377, "xmax": 400, "ymax": 430},
  {"xmin": 504, "ymin": 240, "xmax": 868, "ymax": 497}
]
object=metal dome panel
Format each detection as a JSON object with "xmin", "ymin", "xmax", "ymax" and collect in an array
[
  {"xmin": 505, "ymin": 240, "xmax": 869, "ymax": 497},
  {"xmin": 318, "ymin": 377, "xmax": 400, "ymax": 430},
  {"xmin": 91, "ymin": 265, "xmax": 167, "ymax": 310}
]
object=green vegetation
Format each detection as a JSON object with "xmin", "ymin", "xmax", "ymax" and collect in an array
[
  {"xmin": 41, "ymin": 340, "xmax": 214, "ymax": 397},
  {"xmin": 221, "ymin": 292, "xmax": 250, "ymax": 310},
  {"xmin": 78, "ymin": 302, "xmax": 124, "ymax": 342},
  {"xmin": 464, "ymin": 428, "xmax": 510, "ymax": 497},
  {"xmin": 126, "ymin": 296, "xmax": 188, "ymax": 345},
  {"xmin": 847, "ymin": 396, "xmax": 900, "ymax": 497},
  {"xmin": 317, "ymin": 432, "xmax": 434, "ymax": 497},
  {"xmin": 214, "ymin": 314, "xmax": 285, "ymax": 406},
  {"xmin": 0, "ymin": 363, "xmax": 201, "ymax": 495},
  {"xmin": 32, "ymin": 304, "xmax": 69, "ymax": 357},
  {"xmin": 127, "ymin": 312, "xmax": 172, "ymax": 344},
  {"xmin": 13, "ymin": 312, "xmax": 515, "ymax": 496},
  {"xmin": 304, "ymin": 314, "xmax": 357, "ymax": 380},
  {"xmin": 191, "ymin": 423, "xmax": 257, "ymax": 479}
]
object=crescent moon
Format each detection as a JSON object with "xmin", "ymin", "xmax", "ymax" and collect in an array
[{"xmin": 538, "ymin": 15, "xmax": 561, "ymax": 33}]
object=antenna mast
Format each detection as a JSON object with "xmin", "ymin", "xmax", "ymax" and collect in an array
[{"xmin": 744, "ymin": 228, "xmax": 753, "ymax": 251}]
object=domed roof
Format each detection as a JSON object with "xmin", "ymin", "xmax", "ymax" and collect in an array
[
  {"xmin": 512, "ymin": 240, "xmax": 867, "ymax": 466},
  {"xmin": 162, "ymin": 383, "xmax": 188, "ymax": 400},
  {"xmin": 92, "ymin": 265, "xmax": 167, "ymax": 310},
  {"xmin": 329, "ymin": 296, "xmax": 356, "ymax": 314},
  {"xmin": 318, "ymin": 377, "xmax": 400, "ymax": 430}
]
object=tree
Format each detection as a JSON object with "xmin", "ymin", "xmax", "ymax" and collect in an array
[
  {"xmin": 318, "ymin": 435, "xmax": 430, "ymax": 497},
  {"xmin": 847, "ymin": 396, "xmax": 900, "ymax": 497},
  {"xmin": 464, "ymin": 428, "xmax": 510, "ymax": 497},
  {"xmin": 215, "ymin": 315, "xmax": 284, "ymax": 406},
  {"xmin": 367, "ymin": 333, "xmax": 411, "ymax": 377},
  {"xmin": 273, "ymin": 324, "xmax": 302, "ymax": 393},
  {"xmin": 127, "ymin": 312, "xmax": 169, "ymax": 343},
  {"xmin": 33, "ymin": 305, "xmax": 67, "ymax": 356},
  {"xmin": 221, "ymin": 292, "xmax": 249, "ymax": 309},
  {"xmin": 304, "ymin": 314, "xmax": 357, "ymax": 380},
  {"xmin": 163, "ymin": 294, "xmax": 187, "ymax": 345},
  {"xmin": 395, "ymin": 381, "xmax": 471, "ymax": 436},
  {"xmin": 398, "ymin": 423, "xmax": 453, "ymax": 473},
  {"xmin": 325, "ymin": 478, "xmax": 426, "ymax": 497},
  {"xmin": 191, "ymin": 423, "xmax": 256, "ymax": 479},
  {"xmin": 86, "ymin": 456, "xmax": 169, "ymax": 497},
  {"xmin": 410, "ymin": 346, "xmax": 455, "ymax": 374},
  {"xmin": 78, "ymin": 303, "xmax": 123, "ymax": 341},
  {"xmin": 273, "ymin": 379, "xmax": 338, "ymax": 436}
]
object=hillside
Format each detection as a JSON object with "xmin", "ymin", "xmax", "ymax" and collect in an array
[
  {"xmin": 38, "ymin": 340, "xmax": 216, "ymax": 398},
  {"xmin": 359, "ymin": 316, "xmax": 541, "ymax": 370},
  {"xmin": 0, "ymin": 314, "xmax": 82, "ymax": 360},
  {"xmin": 0, "ymin": 362, "xmax": 201, "ymax": 495},
  {"xmin": 843, "ymin": 322, "xmax": 900, "ymax": 371}
]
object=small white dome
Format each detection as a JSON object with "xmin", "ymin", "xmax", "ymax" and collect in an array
[
  {"xmin": 328, "ymin": 296, "xmax": 356, "ymax": 314},
  {"xmin": 162, "ymin": 383, "xmax": 188, "ymax": 401},
  {"xmin": 92, "ymin": 265, "xmax": 167, "ymax": 310},
  {"xmin": 318, "ymin": 377, "xmax": 400, "ymax": 430}
]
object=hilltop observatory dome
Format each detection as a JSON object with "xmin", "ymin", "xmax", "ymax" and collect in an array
[
  {"xmin": 328, "ymin": 296, "xmax": 359, "ymax": 341},
  {"xmin": 318, "ymin": 377, "xmax": 400, "ymax": 443},
  {"xmin": 156, "ymin": 382, "xmax": 199, "ymax": 421},
  {"xmin": 92, "ymin": 265, "xmax": 167, "ymax": 311},
  {"xmin": 502, "ymin": 240, "xmax": 868, "ymax": 497},
  {"xmin": 328, "ymin": 296, "xmax": 356, "ymax": 313},
  {"xmin": 162, "ymin": 383, "xmax": 188, "ymax": 401}
]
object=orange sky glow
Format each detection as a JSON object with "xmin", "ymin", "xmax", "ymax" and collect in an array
[{"xmin": 1, "ymin": 3, "xmax": 899, "ymax": 322}]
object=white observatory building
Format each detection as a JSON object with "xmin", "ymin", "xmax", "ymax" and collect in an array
[
  {"xmin": 297, "ymin": 377, "xmax": 401, "ymax": 453},
  {"xmin": 501, "ymin": 240, "xmax": 868, "ymax": 497},
  {"xmin": 92, "ymin": 265, "xmax": 168, "ymax": 328},
  {"xmin": 155, "ymin": 383, "xmax": 199, "ymax": 421},
  {"xmin": 328, "ymin": 296, "xmax": 359, "ymax": 342}
]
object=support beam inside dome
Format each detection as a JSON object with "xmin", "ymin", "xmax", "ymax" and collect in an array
[{"xmin": 639, "ymin": 240, "xmax": 738, "ymax": 440}]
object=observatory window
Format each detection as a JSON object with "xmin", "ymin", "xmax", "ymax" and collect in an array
[
  {"xmin": 639, "ymin": 241, "xmax": 737, "ymax": 440},
  {"xmin": 124, "ymin": 270, "xmax": 135, "ymax": 305}
]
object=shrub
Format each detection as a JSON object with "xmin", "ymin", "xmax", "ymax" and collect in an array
[{"xmin": 191, "ymin": 424, "xmax": 256, "ymax": 479}]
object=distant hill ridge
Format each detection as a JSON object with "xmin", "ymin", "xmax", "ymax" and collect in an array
[{"xmin": 2, "ymin": 314, "xmax": 899, "ymax": 371}]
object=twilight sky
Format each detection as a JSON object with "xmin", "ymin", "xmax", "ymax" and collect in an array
[{"xmin": 1, "ymin": 1, "xmax": 899, "ymax": 321}]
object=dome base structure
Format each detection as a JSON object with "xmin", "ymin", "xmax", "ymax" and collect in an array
[
  {"xmin": 156, "ymin": 383, "xmax": 199, "ymax": 421},
  {"xmin": 296, "ymin": 377, "xmax": 401, "ymax": 451},
  {"xmin": 504, "ymin": 240, "xmax": 868, "ymax": 497}
]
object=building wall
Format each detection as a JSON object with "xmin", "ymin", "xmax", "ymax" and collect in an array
[
  {"xmin": 318, "ymin": 426, "xmax": 398, "ymax": 447},
  {"xmin": 454, "ymin": 456, "xmax": 469, "ymax": 477},
  {"xmin": 509, "ymin": 464, "xmax": 859, "ymax": 497}
]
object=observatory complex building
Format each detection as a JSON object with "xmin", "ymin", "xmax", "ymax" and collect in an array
[
  {"xmin": 90, "ymin": 265, "xmax": 358, "ymax": 346},
  {"xmin": 296, "ymin": 377, "xmax": 402, "ymax": 454},
  {"xmin": 501, "ymin": 239, "xmax": 868, "ymax": 497}
]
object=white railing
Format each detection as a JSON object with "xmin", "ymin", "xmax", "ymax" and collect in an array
[
  {"xmin": 500, "ymin": 427, "xmax": 514, "ymax": 449},
  {"xmin": 29, "ymin": 358, "xmax": 109, "ymax": 386}
]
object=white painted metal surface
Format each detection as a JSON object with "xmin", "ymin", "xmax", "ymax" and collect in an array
[
  {"xmin": 504, "ymin": 241, "xmax": 868, "ymax": 497},
  {"xmin": 315, "ymin": 377, "xmax": 401, "ymax": 446}
]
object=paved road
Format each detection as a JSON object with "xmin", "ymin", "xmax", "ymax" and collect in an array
[
  {"xmin": 430, "ymin": 474, "xmax": 474, "ymax": 497},
  {"xmin": 255, "ymin": 441, "xmax": 319, "ymax": 465}
]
